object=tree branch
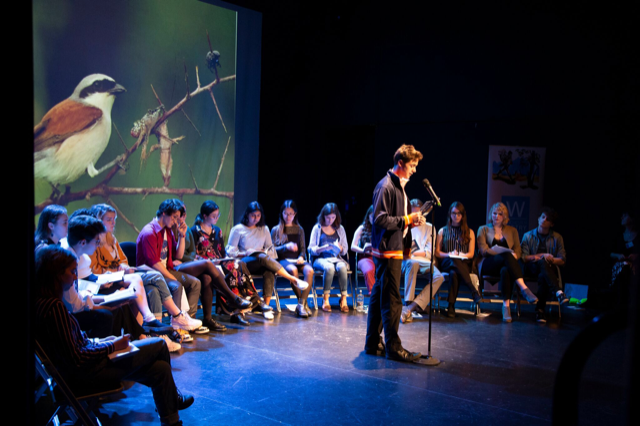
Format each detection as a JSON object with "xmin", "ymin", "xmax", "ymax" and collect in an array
[
  {"xmin": 156, "ymin": 75, "xmax": 235, "ymax": 128},
  {"xmin": 214, "ymin": 136, "xmax": 231, "ymax": 191},
  {"xmin": 36, "ymin": 184, "xmax": 233, "ymax": 214}
]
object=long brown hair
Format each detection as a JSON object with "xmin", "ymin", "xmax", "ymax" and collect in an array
[
  {"xmin": 317, "ymin": 203, "xmax": 341, "ymax": 229},
  {"xmin": 447, "ymin": 201, "xmax": 471, "ymax": 246},
  {"xmin": 35, "ymin": 245, "xmax": 77, "ymax": 300},
  {"xmin": 273, "ymin": 200, "xmax": 300, "ymax": 245}
]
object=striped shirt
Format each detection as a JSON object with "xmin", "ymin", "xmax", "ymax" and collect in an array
[
  {"xmin": 35, "ymin": 297, "xmax": 115, "ymax": 374},
  {"xmin": 440, "ymin": 226, "xmax": 470, "ymax": 254}
]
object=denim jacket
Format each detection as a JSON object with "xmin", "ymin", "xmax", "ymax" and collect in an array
[{"xmin": 521, "ymin": 228, "xmax": 566, "ymax": 263}]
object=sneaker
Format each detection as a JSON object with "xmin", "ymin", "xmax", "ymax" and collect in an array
[
  {"xmin": 263, "ymin": 310, "xmax": 274, "ymax": 320},
  {"xmin": 556, "ymin": 291, "xmax": 569, "ymax": 305},
  {"xmin": 400, "ymin": 307, "xmax": 413, "ymax": 324},
  {"xmin": 142, "ymin": 319, "xmax": 173, "ymax": 335},
  {"xmin": 160, "ymin": 334, "xmax": 181, "ymax": 352},
  {"xmin": 295, "ymin": 303, "xmax": 309, "ymax": 318},
  {"xmin": 171, "ymin": 311, "xmax": 202, "ymax": 331},
  {"xmin": 535, "ymin": 311, "xmax": 547, "ymax": 323},
  {"xmin": 502, "ymin": 305, "xmax": 512, "ymax": 323},
  {"xmin": 294, "ymin": 278, "xmax": 309, "ymax": 291},
  {"xmin": 173, "ymin": 329, "xmax": 193, "ymax": 343}
]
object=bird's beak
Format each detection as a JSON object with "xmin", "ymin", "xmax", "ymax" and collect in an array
[{"xmin": 109, "ymin": 83, "xmax": 126, "ymax": 95}]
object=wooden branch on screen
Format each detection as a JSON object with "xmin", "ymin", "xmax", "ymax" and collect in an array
[{"xmin": 35, "ymin": 184, "xmax": 234, "ymax": 214}]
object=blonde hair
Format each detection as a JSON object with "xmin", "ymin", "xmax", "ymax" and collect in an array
[{"xmin": 488, "ymin": 202, "xmax": 510, "ymax": 225}]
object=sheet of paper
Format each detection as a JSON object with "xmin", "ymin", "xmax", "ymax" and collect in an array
[
  {"xmin": 108, "ymin": 342, "xmax": 139, "ymax": 360},
  {"xmin": 491, "ymin": 246, "xmax": 514, "ymax": 255},
  {"xmin": 78, "ymin": 279, "xmax": 100, "ymax": 294},
  {"xmin": 96, "ymin": 270, "xmax": 125, "ymax": 285}
]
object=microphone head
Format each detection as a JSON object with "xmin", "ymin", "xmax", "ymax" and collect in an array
[{"xmin": 422, "ymin": 178, "xmax": 430, "ymax": 187}]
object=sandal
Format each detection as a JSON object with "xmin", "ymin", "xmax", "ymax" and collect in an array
[
  {"xmin": 322, "ymin": 301, "xmax": 332, "ymax": 312},
  {"xmin": 340, "ymin": 300, "xmax": 349, "ymax": 313}
]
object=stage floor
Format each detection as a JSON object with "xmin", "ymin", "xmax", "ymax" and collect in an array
[{"xmin": 37, "ymin": 302, "xmax": 628, "ymax": 425}]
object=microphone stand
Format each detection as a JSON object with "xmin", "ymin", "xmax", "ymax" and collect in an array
[{"xmin": 414, "ymin": 201, "xmax": 441, "ymax": 366}]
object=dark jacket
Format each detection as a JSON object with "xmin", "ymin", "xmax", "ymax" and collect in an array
[
  {"xmin": 371, "ymin": 170, "xmax": 411, "ymax": 259},
  {"xmin": 521, "ymin": 228, "xmax": 566, "ymax": 262}
]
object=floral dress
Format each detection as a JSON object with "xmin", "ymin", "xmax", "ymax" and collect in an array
[{"xmin": 191, "ymin": 224, "xmax": 261, "ymax": 313}]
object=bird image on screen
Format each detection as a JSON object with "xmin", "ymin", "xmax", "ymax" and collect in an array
[{"xmin": 34, "ymin": 73, "xmax": 126, "ymax": 185}]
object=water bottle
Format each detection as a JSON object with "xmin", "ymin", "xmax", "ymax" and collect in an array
[{"xmin": 356, "ymin": 290, "xmax": 364, "ymax": 312}]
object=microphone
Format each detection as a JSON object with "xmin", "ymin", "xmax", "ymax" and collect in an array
[{"xmin": 422, "ymin": 179, "xmax": 441, "ymax": 207}]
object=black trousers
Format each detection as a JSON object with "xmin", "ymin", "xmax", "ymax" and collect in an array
[
  {"xmin": 440, "ymin": 257, "xmax": 479, "ymax": 304},
  {"xmin": 522, "ymin": 259, "xmax": 561, "ymax": 311},
  {"xmin": 365, "ymin": 257, "xmax": 403, "ymax": 354},
  {"xmin": 72, "ymin": 309, "xmax": 114, "ymax": 339},
  {"xmin": 77, "ymin": 337, "xmax": 180, "ymax": 425},
  {"xmin": 480, "ymin": 253, "xmax": 523, "ymax": 300},
  {"xmin": 176, "ymin": 259, "xmax": 236, "ymax": 320},
  {"xmin": 242, "ymin": 253, "xmax": 281, "ymax": 298}
]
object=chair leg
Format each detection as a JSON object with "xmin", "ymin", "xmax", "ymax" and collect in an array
[
  {"xmin": 273, "ymin": 280, "xmax": 281, "ymax": 313},
  {"xmin": 312, "ymin": 275, "xmax": 318, "ymax": 310},
  {"xmin": 348, "ymin": 275, "xmax": 355, "ymax": 309}
]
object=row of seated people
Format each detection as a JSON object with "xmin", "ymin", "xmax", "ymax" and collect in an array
[
  {"xmin": 32, "ymin": 196, "xmax": 569, "ymax": 424},
  {"xmin": 363, "ymin": 200, "xmax": 566, "ymax": 324},
  {"xmin": 35, "ymin": 196, "xmax": 567, "ymax": 357}
]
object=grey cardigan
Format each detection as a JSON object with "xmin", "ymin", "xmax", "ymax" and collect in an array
[{"xmin": 308, "ymin": 223, "xmax": 349, "ymax": 266}]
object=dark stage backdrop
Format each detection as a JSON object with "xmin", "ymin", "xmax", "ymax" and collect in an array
[
  {"xmin": 255, "ymin": 0, "xmax": 639, "ymax": 288},
  {"xmin": 33, "ymin": 0, "xmax": 262, "ymax": 241}
]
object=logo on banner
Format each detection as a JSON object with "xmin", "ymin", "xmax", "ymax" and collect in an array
[{"xmin": 502, "ymin": 196, "xmax": 530, "ymax": 236}]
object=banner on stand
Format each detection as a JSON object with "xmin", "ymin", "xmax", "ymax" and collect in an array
[{"xmin": 486, "ymin": 146, "xmax": 546, "ymax": 236}]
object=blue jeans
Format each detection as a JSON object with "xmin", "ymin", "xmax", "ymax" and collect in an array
[
  {"xmin": 168, "ymin": 270, "xmax": 201, "ymax": 317},
  {"xmin": 142, "ymin": 271, "xmax": 180, "ymax": 317},
  {"xmin": 313, "ymin": 258, "xmax": 348, "ymax": 295}
]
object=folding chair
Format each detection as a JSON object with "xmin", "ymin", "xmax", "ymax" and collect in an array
[{"xmin": 35, "ymin": 340, "xmax": 123, "ymax": 426}]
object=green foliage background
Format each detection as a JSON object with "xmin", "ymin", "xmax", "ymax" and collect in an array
[{"xmin": 33, "ymin": 0, "xmax": 237, "ymax": 242}]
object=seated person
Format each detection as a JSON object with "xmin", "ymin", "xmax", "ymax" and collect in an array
[
  {"xmin": 226, "ymin": 201, "xmax": 308, "ymax": 320},
  {"xmin": 435, "ymin": 201, "xmax": 481, "ymax": 318},
  {"xmin": 192, "ymin": 200, "xmax": 271, "ymax": 326},
  {"xmin": 34, "ymin": 245, "xmax": 193, "ymax": 426},
  {"xmin": 609, "ymin": 210, "xmax": 637, "ymax": 308},
  {"xmin": 80, "ymin": 204, "xmax": 170, "ymax": 333},
  {"xmin": 478, "ymin": 202, "xmax": 538, "ymax": 323},
  {"xmin": 270, "ymin": 200, "xmax": 314, "ymax": 318},
  {"xmin": 136, "ymin": 199, "xmax": 203, "ymax": 332},
  {"xmin": 351, "ymin": 205, "xmax": 376, "ymax": 295},
  {"xmin": 309, "ymin": 203, "xmax": 350, "ymax": 313},
  {"xmin": 62, "ymin": 214, "xmax": 145, "ymax": 340},
  {"xmin": 88, "ymin": 203, "xmax": 188, "ymax": 349},
  {"xmin": 173, "ymin": 200, "xmax": 251, "ymax": 331},
  {"xmin": 400, "ymin": 199, "xmax": 444, "ymax": 323},
  {"xmin": 35, "ymin": 204, "xmax": 68, "ymax": 250},
  {"xmin": 521, "ymin": 207, "xmax": 567, "ymax": 323}
]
